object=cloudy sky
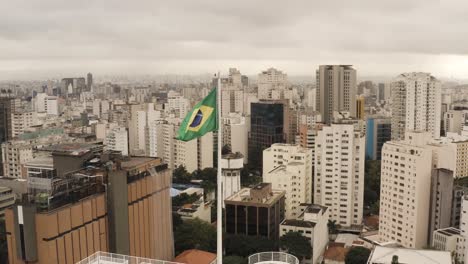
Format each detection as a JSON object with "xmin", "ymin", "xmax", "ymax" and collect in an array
[{"xmin": 1, "ymin": 0, "xmax": 468, "ymax": 80}]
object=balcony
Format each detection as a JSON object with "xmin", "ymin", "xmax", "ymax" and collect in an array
[
  {"xmin": 76, "ymin": 252, "xmax": 183, "ymax": 264},
  {"xmin": 248, "ymin": 252, "xmax": 299, "ymax": 264}
]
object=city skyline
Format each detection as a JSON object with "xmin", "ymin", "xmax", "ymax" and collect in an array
[{"xmin": 1, "ymin": 0, "xmax": 468, "ymax": 80}]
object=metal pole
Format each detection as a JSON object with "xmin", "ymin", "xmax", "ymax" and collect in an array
[{"xmin": 216, "ymin": 72, "xmax": 223, "ymax": 264}]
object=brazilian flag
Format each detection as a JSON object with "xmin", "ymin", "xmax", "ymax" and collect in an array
[{"xmin": 176, "ymin": 88, "xmax": 218, "ymax": 141}]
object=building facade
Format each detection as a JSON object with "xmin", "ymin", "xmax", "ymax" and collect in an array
[
  {"xmin": 390, "ymin": 72, "xmax": 441, "ymax": 140},
  {"xmin": 316, "ymin": 65, "xmax": 357, "ymax": 124},
  {"xmin": 263, "ymin": 144, "xmax": 313, "ymax": 218},
  {"xmin": 314, "ymin": 123, "xmax": 365, "ymax": 227}
]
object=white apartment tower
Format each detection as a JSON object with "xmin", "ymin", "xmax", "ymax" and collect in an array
[
  {"xmin": 379, "ymin": 132, "xmax": 434, "ymax": 249},
  {"xmin": 316, "ymin": 65, "xmax": 357, "ymax": 124},
  {"xmin": 263, "ymin": 144, "xmax": 313, "ymax": 218},
  {"xmin": 220, "ymin": 68, "xmax": 246, "ymax": 116},
  {"xmin": 391, "ymin": 72, "xmax": 441, "ymax": 140},
  {"xmin": 257, "ymin": 68, "xmax": 288, "ymax": 100},
  {"xmin": 314, "ymin": 122, "xmax": 365, "ymax": 227},
  {"xmin": 222, "ymin": 113, "xmax": 249, "ymax": 163},
  {"xmin": 104, "ymin": 127, "xmax": 129, "ymax": 156}
]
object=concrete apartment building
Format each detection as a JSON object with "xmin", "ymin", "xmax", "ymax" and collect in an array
[
  {"xmin": 257, "ymin": 68, "xmax": 288, "ymax": 100},
  {"xmin": 104, "ymin": 126, "xmax": 128, "ymax": 156},
  {"xmin": 315, "ymin": 65, "xmax": 357, "ymax": 124},
  {"xmin": 219, "ymin": 68, "xmax": 247, "ymax": 116},
  {"xmin": 314, "ymin": 122, "xmax": 365, "ymax": 227},
  {"xmin": 432, "ymin": 227, "xmax": 465, "ymax": 263},
  {"xmin": 1, "ymin": 141, "xmax": 34, "ymax": 179},
  {"xmin": 5, "ymin": 143, "xmax": 175, "ymax": 264},
  {"xmin": 280, "ymin": 204, "xmax": 329, "ymax": 264},
  {"xmin": 263, "ymin": 144, "xmax": 313, "ymax": 218},
  {"xmin": 11, "ymin": 110, "xmax": 36, "ymax": 138},
  {"xmin": 224, "ymin": 183, "xmax": 285, "ymax": 240},
  {"xmin": 379, "ymin": 132, "xmax": 434, "ymax": 248},
  {"xmin": 390, "ymin": 72, "xmax": 441, "ymax": 141},
  {"xmin": 222, "ymin": 113, "xmax": 249, "ymax": 163}
]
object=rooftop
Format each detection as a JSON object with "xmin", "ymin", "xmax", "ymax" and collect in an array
[
  {"xmin": 45, "ymin": 143, "xmax": 100, "ymax": 156},
  {"xmin": 174, "ymin": 249, "xmax": 216, "ymax": 264},
  {"xmin": 435, "ymin": 227, "xmax": 461, "ymax": 237},
  {"xmin": 323, "ymin": 244, "xmax": 349, "ymax": 262},
  {"xmin": 225, "ymin": 187, "xmax": 285, "ymax": 206},
  {"xmin": 368, "ymin": 246, "xmax": 451, "ymax": 264}
]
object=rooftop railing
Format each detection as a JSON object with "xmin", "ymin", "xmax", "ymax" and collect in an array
[
  {"xmin": 76, "ymin": 251, "xmax": 183, "ymax": 264},
  {"xmin": 248, "ymin": 252, "xmax": 300, "ymax": 264}
]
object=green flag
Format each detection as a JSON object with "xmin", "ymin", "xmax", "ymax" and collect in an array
[{"xmin": 176, "ymin": 88, "xmax": 218, "ymax": 141}]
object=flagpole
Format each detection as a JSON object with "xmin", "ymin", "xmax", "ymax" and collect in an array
[{"xmin": 216, "ymin": 71, "xmax": 223, "ymax": 264}]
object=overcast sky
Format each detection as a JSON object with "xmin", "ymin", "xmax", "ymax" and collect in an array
[{"xmin": 1, "ymin": 0, "xmax": 468, "ymax": 80}]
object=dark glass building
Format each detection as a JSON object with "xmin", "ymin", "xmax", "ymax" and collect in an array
[
  {"xmin": 248, "ymin": 101, "xmax": 286, "ymax": 170},
  {"xmin": 224, "ymin": 183, "xmax": 285, "ymax": 240}
]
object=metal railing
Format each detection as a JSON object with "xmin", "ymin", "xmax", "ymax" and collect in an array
[
  {"xmin": 248, "ymin": 252, "xmax": 300, "ymax": 264},
  {"xmin": 76, "ymin": 251, "xmax": 183, "ymax": 264}
]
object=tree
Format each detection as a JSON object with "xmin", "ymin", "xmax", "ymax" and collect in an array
[
  {"xmin": 222, "ymin": 144, "xmax": 232, "ymax": 155},
  {"xmin": 174, "ymin": 218, "xmax": 216, "ymax": 255},
  {"xmin": 345, "ymin": 247, "xmax": 371, "ymax": 264},
  {"xmin": 364, "ymin": 160, "xmax": 381, "ymax": 211},
  {"xmin": 172, "ymin": 212, "xmax": 183, "ymax": 231},
  {"xmin": 223, "ymin": 256, "xmax": 247, "ymax": 264},
  {"xmin": 392, "ymin": 255, "xmax": 399, "ymax": 264},
  {"xmin": 172, "ymin": 193, "xmax": 201, "ymax": 207},
  {"xmin": 279, "ymin": 231, "xmax": 312, "ymax": 261},
  {"xmin": 224, "ymin": 235, "xmax": 277, "ymax": 258},
  {"xmin": 0, "ymin": 219, "xmax": 8, "ymax": 264},
  {"xmin": 328, "ymin": 220, "xmax": 339, "ymax": 234},
  {"xmin": 173, "ymin": 166, "xmax": 191, "ymax": 184}
]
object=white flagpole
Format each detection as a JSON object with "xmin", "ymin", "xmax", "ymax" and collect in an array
[{"xmin": 216, "ymin": 72, "xmax": 223, "ymax": 264}]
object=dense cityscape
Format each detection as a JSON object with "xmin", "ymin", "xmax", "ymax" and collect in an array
[
  {"xmin": 2, "ymin": 0, "xmax": 468, "ymax": 264},
  {"xmin": 0, "ymin": 65, "xmax": 466, "ymax": 264}
]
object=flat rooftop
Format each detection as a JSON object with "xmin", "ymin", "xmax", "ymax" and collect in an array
[
  {"xmin": 435, "ymin": 227, "xmax": 461, "ymax": 237},
  {"xmin": 120, "ymin": 157, "xmax": 160, "ymax": 170},
  {"xmin": 225, "ymin": 187, "xmax": 284, "ymax": 206},
  {"xmin": 45, "ymin": 143, "xmax": 99, "ymax": 156},
  {"xmin": 25, "ymin": 156, "xmax": 54, "ymax": 168}
]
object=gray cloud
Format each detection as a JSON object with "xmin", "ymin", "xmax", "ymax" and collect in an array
[{"xmin": 0, "ymin": 0, "xmax": 468, "ymax": 79}]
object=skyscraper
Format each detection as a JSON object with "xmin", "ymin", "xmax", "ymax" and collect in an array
[
  {"xmin": 390, "ymin": 72, "xmax": 441, "ymax": 140},
  {"xmin": 314, "ymin": 121, "xmax": 365, "ymax": 227},
  {"xmin": 365, "ymin": 116, "xmax": 392, "ymax": 160},
  {"xmin": 87, "ymin": 72, "xmax": 93, "ymax": 91},
  {"xmin": 316, "ymin": 65, "xmax": 357, "ymax": 124},
  {"xmin": 248, "ymin": 101, "xmax": 286, "ymax": 170}
]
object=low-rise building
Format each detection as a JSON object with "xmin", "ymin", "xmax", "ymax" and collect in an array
[
  {"xmin": 224, "ymin": 183, "xmax": 285, "ymax": 240},
  {"xmin": 432, "ymin": 227, "xmax": 465, "ymax": 263},
  {"xmin": 367, "ymin": 246, "xmax": 451, "ymax": 264},
  {"xmin": 280, "ymin": 204, "xmax": 329, "ymax": 264}
]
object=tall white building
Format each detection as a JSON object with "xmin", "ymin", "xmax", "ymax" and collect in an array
[
  {"xmin": 11, "ymin": 111, "xmax": 37, "ymax": 138},
  {"xmin": 220, "ymin": 68, "xmax": 246, "ymax": 116},
  {"xmin": 1, "ymin": 141, "xmax": 34, "ymax": 179},
  {"xmin": 257, "ymin": 68, "xmax": 288, "ymax": 100},
  {"xmin": 263, "ymin": 144, "xmax": 313, "ymax": 218},
  {"xmin": 316, "ymin": 65, "xmax": 357, "ymax": 124},
  {"xmin": 379, "ymin": 132, "xmax": 434, "ymax": 248},
  {"xmin": 104, "ymin": 127, "xmax": 128, "ymax": 156},
  {"xmin": 128, "ymin": 104, "xmax": 161, "ymax": 156},
  {"xmin": 165, "ymin": 91, "xmax": 190, "ymax": 119},
  {"xmin": 314, "ymin": 122, "xmax": 365, "ymax": 227},
  {"xmin": 222, "ymin": 113, "xmax": 249, "ymax": 163},
  {"xmin": 391, "ymin": 72, "xmax": 441, "ymax": 140},
  {"xmin": 174, "ymin": 132, "xmax": 213, "ymax": 173}
]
